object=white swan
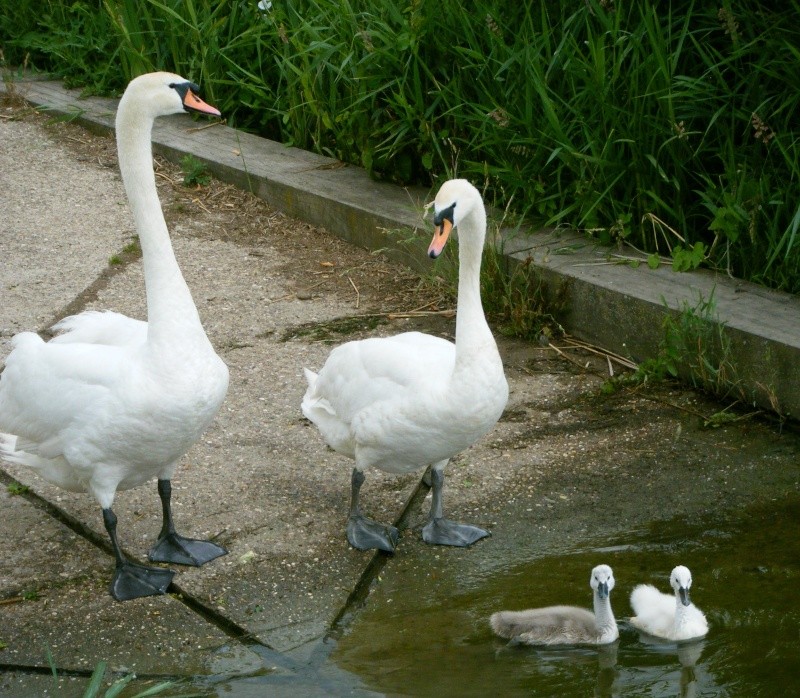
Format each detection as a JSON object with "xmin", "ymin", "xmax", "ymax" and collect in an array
[
  {"xmin": 490, "ymin": 564, "xmax": 620, "ymax": 646},
  {"xmin": 302, "ymin": 179, "xmax": 508, "ymax": 552},
  {"xmin": 0, "ymin": 72, "xmax": 229, "ymax": 601},
  {"xmin": 629, "ymin": 565, "xmax": 709, "ymax": 641}
]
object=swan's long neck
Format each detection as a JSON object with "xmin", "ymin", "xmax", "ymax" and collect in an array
[
  {"xmin": 674, "ymin": 595, "xmax": 692, "ymax": 633},
  {"xmin": 453, "ymin": 204, "xmax": 497, "ymax": 368},
  {"xmin": 116, "ymin": 101, "xmax": 203, "ymax": 344},
  {"xmin": 593, "ymin": 593, "xmax": 617, "ymax": 639}
]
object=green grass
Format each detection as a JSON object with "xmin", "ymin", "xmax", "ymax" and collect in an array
[
  {"xmin": 2, "ymin": 0, "xmax": 799, "ymax": 292},
  {"xmin": 180, "ymin": 153, "xmax": 211, "ymax": 187},
  {"xmin": 601, "ymin": 290, "xmax": 754, "ymax": 410},
  {"xmin": 44, "ymin": 655, "xmax": 195, "ymax": 698}
]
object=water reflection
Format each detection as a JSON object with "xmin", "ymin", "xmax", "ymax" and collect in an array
[
  {"xmin": 330, "ymin": 496, "xmax": 800, "ymax": 697},
  {"xmin": 495, "ymin": 640, "xmax": 620, "ymax": 697},
  {"xmin": 677, "ymin": 640, "xmax": 704, "ymax": 698},
  {"xmin": 595, "ymin": 642, "xmax": 620, "ymax": 698},
  {"xmin": 627, "ymin": 635, "xmax": 707, "ymax": 698}
]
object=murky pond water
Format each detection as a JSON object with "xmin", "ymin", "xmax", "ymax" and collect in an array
[{"xmin": 330, "ymin": 496, "xmax": 800, "ymax": 697}]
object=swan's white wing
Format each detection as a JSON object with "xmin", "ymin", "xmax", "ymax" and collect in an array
[
  {"xmin": 323, "ymin": 332, "xmax": 453, "ymax": 415},
  {"xmin": 0, "ymin": 331, "xmax": 127, "ymax": 457},
  {"xmin": 303, "ymin": 332, "xmax": 452, "ymax": 420},
  {"xmin": 51, "ymin": 310, "xmax": 147, "ymax": 348},
  {"xmin": 302, "ymin": 332, "xmax": 454, "ymax": 461}
]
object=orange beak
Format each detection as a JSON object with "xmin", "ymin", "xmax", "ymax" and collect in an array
[
  {"xmin": 428, "ymin": 218, "xmax": 453, "ymax": 259},
  {"xmin": 183, "ymin": 88, "xmax": 221, "ymax": 118}
]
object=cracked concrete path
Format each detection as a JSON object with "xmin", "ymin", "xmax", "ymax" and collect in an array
[{"xmin": 1, "ymin": 104, "xmax": 798, "ymax": 697}]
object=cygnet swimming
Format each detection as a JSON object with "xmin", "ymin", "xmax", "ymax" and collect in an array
[{"xmin": 490, "ymin": 564, "xmax": 619, "ymax": 645}]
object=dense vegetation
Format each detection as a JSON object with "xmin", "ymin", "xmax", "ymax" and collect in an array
[{"xmin": 2, "ymin": 1, "xmax": 799, "ymax": 292}]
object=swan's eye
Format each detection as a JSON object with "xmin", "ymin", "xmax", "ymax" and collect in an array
[{"xmin": 433, "ymin": 202, "xmax": 456, "ymax": 227}]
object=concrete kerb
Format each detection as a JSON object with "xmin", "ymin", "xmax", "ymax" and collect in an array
[{"xmin": 3, "ymin": 75, "xmax": 798, "ymax": 418}]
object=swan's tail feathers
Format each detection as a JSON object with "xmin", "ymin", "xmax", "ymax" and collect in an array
[
  {"xmin": 301, "ymin": 391, "xmax": 337, "ymax": 421},
  {"xmin": 490, "ymin": 611, "xmax": 518, "ymax": 639},
  {"xmin": 301, "ymin": 369, "xmax": 337, "ymax": 420},
  {"xmin": 0, "ymin": 433, "xmax": 84, "ymax": 491},
  {"xmin": 630, "ymin": 583, "xmax": 661, "ymax": 612},
  {"xmin": 0, "ymin": 433, "xmax": 45, "ymax": 468},
  {"xmin": 300, "ymin": 372, "xmax": 353, "ymax": 456},
  {"xmin": 0, "ymin": 433, "xmax": 19, "ymax": 462},
  {"xmin": 0, "ymin": 433, "xmax": 47, "ymax": 469},
  {"xmin": 303, "ymin": 368, "xmax": 318, "ymax": 389}
]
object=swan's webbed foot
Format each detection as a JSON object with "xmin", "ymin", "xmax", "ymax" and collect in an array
[
  {"xmin": 422, "ymin": 517, "xmax": 490, "ymax": 547},
  {"xmin": 148, "ymin": 532, "xmax": 227, "ymax": 567},
  {"xmin": 347, "ymin": 514, "xmax": 399, "ymax": 553},
  {"xmin": 110, "ymin": 560, "xmax": 174, "ymax": 601}
]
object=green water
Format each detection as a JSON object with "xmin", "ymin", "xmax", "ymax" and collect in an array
[{"xmin": 330, "ymin": 497, "xmax": 800, "ymax": 697}]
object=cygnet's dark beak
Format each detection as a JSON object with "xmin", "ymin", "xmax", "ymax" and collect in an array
[
  {"xmin": 597, "ymin": 581, "xmax": 609, "ymax": 600},
  {"xmin": 679, "ymin": 586, "xmax": 691, "ymax": 606}
]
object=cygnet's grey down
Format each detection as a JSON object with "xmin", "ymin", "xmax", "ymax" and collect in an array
[
  {"xmin": 629, "ymin": 565, "xmax": 709, "ymax": 641},
  {"xmin": 490, "ymin": 564, "xmax": 619, "ymax": 645}
]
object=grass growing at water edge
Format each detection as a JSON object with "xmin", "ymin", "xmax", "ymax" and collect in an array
[
  {"xmin": 44, "ymin": 653, "xmax": 197, "ymax": 698},
  {"xmin": 600, "ymin": 290, "xmax": 773, "ymax": 422}
]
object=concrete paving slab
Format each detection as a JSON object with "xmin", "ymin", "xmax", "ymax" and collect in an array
[
  {"xmin": 0, "ymin": 223, "xmax": 423, "ymax": 652},
  {"xmin": 0, "ymin": 484, "xmax": 265, "ymax": 679},
  {"xmin": 0, "ymin": 118, "xmax": 129, "ymax": 349}
]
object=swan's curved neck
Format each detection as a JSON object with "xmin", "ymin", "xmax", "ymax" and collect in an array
[
  {"xmin": 454, "ymin": 204, "xmax": 496, "ymax": 364},
  {"xmin": 116, "ymin": 103, "xmax": 202, "ymax": 342},
  {"xmin": 593, "ymin": 594, "xmax": 617, "ymax": 637}
]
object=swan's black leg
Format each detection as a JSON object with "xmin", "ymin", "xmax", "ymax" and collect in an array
[
  {"xmin": 346, "ymin": 468, "xmax": 399, "ymax": 553},
  {"xmin": 103, "ymin": 507, "xmax": 174, "ymax": 601},
  {"xmin": 421, "ymin": 466, "xmax": 489, "ymax": 546},
  {"xmin": 148, "ymin": 479, "xmax": 227, "ymax": 566}
]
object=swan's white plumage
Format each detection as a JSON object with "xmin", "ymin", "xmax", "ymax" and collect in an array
[
  {"xmin": 302, "ymin": 179, "xmax": 507, "ymax": 548},
  {"xmin": 630, "ymin": 565, "xmax": 709, "ymax": 641},
  {"xmin": 303, "ymin": 180, "xmax": 507, "ymax": 473},
  {"xmin": 302, "ymin": 330, "xmax": 496, "ymax": 473},
  {"xmin": 50, "ymin": 310, "xmax": 148, "ymax": 347},
  {"xmin": 490, "ymin": 564, "xmax": 619, "ymax": 646},
  {"xmin": 0, "ymin": 72, "xmax": 228, "ymax": 511}
]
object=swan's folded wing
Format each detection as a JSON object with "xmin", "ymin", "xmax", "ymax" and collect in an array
[
  {"xmin": 0, "ymin": 332, "xmax": 127, "ymax": 451},
  {"xmin": 315, "ymin": 332, "xmax": 455, "ymax": 417},
  {"xmin": 51, "ymin": 310, "xmax": 147, "ymax": 347}
]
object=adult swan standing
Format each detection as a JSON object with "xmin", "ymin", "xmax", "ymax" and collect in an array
[
  {"xmin": 0, "ymin": 73, "xmax": 229, "ymax": 601},
  {"xmin": 302, "ymin": 179, "xmax": 508, "ymax": 552}
]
